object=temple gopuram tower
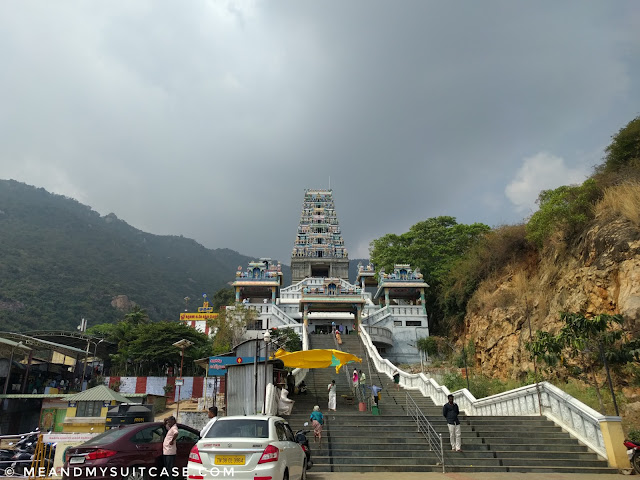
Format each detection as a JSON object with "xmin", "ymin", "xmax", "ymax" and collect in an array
[{"xmin": 291, "ymin": 189, "xmax": 349, "ymax": 283}]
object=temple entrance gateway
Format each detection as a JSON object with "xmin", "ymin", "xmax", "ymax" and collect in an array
[{"xmin": 217, "ymin": 188, "xmax": 430, "ymax": 364}]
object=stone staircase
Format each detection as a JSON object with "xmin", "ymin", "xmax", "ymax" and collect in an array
[{"xmin": 283, "ymin": 333, "xmax": 616, "ymax": 473}]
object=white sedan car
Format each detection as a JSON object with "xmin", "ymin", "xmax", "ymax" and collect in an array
[{"xmin": 187, "ymin": 415, "xmax": 306, "ymax": 480}]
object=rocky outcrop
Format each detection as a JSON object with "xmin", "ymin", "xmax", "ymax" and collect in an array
[
  {"xmin": 464, "ymin": 216, "xmax": 640, "ymax": 379},
  {"xmin": 111, "ymin": 295, "xmax": 136, "ymax": 312}
]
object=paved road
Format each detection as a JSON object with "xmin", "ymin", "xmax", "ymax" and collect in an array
[{"xmin": 307, "ymin": 473, "xmax": 629, "ymax": 480}]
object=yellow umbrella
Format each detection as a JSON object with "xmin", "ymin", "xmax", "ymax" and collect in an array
[{"xmin": 273, "ymin": 348, "xmax": 362, "ymax": 373}]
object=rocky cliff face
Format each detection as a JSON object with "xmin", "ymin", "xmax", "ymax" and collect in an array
[{"xmin": 463, "ymin": 216, "xmax": 640, "ymax": 380}]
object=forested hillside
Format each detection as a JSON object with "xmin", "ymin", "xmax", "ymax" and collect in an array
[{"xmin": 0, "ymin": 180, "xmax": 255, "ymax": 331}]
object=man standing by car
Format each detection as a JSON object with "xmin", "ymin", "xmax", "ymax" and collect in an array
[
  {"xmin": 443, "ymin": 394, "xmax": 462, "ymax": 452},
  {"xmin": 200, "ymin": 406, "xmax": 218, "ymax": 437},
  {"xmin": 163, "ymin": 416, "xmax": 179, "ymax": 478}
]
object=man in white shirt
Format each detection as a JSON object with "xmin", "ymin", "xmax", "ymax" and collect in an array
[{"xmin": 200, "ymin": 406, "xmax": 218, "ymax": 437}]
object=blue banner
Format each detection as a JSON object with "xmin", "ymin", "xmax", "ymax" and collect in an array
[{"xmin": 207, "ymin": 356, "xmax": 265, "ymax": 376}]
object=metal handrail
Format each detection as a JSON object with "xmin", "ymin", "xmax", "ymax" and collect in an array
[
  {"xmin": 405, "ymin": 393, "xmax": 444, "ymax": 473},
  {"xmin": 357, "ymin": 327, "xmax": 375, "ymax": 409},
  {"xmin": 332, "ymin": 332, "xmax": 357, "ymax": 402}
]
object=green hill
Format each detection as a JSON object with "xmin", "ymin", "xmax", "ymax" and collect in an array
[{"xmin": 0, "ymin": 180, "xmax": 256, "ymax": 331}]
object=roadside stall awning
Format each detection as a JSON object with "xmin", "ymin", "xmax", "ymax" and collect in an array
[{"xmin": 273, "ymin": 348, "xmax": 361, "ymax": 373}]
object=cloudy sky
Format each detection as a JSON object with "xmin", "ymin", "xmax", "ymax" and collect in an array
[{"xmin": 1, "ymin": 1, "xmax": 639, "ymax": 261}]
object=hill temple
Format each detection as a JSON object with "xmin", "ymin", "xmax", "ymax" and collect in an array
[{"xmin": 221, "ymin": 189, "xmax": 430, "ymax": 363}]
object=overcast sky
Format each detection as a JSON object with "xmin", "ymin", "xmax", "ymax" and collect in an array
[{"xmin": 1, "ymin": 1, "xmax": 639, "ymax": 262}]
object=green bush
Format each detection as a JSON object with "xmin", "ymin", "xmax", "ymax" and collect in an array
[
  {"xmin": 417, "ymin": 336, "xmax": 440, "ymax": 358},
  {"xmin": 526, "ymin": 179, "xmax": 601, "ymax": 248},
  {"xmin": 442, "ymin": 371, "xmax": 467, "ymax": 392},
  {"xmin": 549, "ymin": 379, "xmax": 625, "ymax": 416},
  {"xmin": 628, "ymin": 429, "xmax": 640, "ymax": 443},
  {"xmin": 441, "ymin": 371, "xmax": 526, "ymax": 399}
]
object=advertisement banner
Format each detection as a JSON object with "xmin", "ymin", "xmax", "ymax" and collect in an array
[
  {"xmin": 207, "ymin": 356, "xmax": 264, "ymax": 376},
  {"xmin": 179, "ymin": 312, "xmax": 218, "ymax": 321}
]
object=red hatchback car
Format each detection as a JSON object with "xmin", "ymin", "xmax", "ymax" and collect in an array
[{"xmin": 62, "ymin": 422, "xmax": 200, "ymax": 480}]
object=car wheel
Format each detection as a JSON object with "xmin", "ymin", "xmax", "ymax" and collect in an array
[
  {"xmin": 123, "ymin": 466, "xmax": 147, "ymax": 480},
  {"xmin": 301, "ymin": 460, "xmax": 307, "ymax": 480}
]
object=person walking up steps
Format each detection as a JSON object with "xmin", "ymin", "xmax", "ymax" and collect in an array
[
  {"xmin": 328, "ymin": 380, "xmax": 337, "ymax": 411},
  {"xmin": 310, "ymin": 405, "xmax": 324, "ymax": 445},
  {"xmin": 443, "ymin": 394, "xmax": 462, "ymax": 452},
  {"xmin": 359, "ymin": 369, "xmax": 366, "ymax": 398}
]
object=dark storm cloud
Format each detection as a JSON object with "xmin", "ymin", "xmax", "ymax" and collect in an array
[{"xmin": 1, "ymin": 1, "xmax": 638, "ymax": 262}]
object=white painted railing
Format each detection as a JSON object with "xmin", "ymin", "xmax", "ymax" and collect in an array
[
  {"xmin": 281, "ymin": 278, "xmax": 324, "ymax": 293},
  {"xmin": 269, "ymin": 304, "xmax": 299, "ymax": 327},
  {"xmin": 389, "ymin": 306, "xmax": 425, "ymax": 316},
  {"xmin": 280, "ymin": 292, "xmax": 302, "ymax": 300},
  {"xmin": 358, "ymin": 326, "xmax": 610, "ymax": 459},
  {"xmin": 363, "ymin": 325, "xmax": 393, "ymax": 343},
  {"xmin": 281, "ymin": 277, "xmax": 359, "ymax": 293},
  {"xmin": 362, "ymin": 306, "xmax": 391, "ymax": 325}
]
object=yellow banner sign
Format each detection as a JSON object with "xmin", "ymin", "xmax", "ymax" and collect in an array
[{"xmin": 180, "ymin": 312, "xmax": 219, "ymax": 321}]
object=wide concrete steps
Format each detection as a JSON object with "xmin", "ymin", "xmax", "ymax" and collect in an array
[{"xmin": 290, "ymin": 335, "xmax": 616, "ymax": 474}]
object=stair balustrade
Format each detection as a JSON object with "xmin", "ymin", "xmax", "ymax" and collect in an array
[
  {"xmin": 358, "ymin": 325, "xmax": 612, "ymax": 460},
  {"xmin": 361, "ymin": 305, "xmax": 391, "ymax": 325},
  {"xmin": 405, "ymin": 393, "xmax": 444, "ymax": 473}
]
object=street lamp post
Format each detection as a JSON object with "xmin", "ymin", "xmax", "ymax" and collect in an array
[
  {"xmin": 172, "ymin": 339, "xmax": 194, "ymax": 422},
  {"xmin": 93, "ymin": 339, "xmax": 105, "ymax": 379},
  {"xmin": 262, "ymin": 330, "xmax": 271, "ymax": 415}
]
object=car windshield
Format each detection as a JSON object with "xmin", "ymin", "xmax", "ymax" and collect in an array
[
  {"xmin": 205, "ymin": 419, "xmax": 268, "ymax": 439},
  {"xmin": 81, "ymin": 427, "xmax": 133, "ymax": 446}
]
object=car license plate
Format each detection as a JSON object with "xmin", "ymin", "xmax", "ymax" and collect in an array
[
  {"xmin": 215, "ymin": 455, "xmax": 245, "ymax": 465},
  {"xmin": 69, "ymin": 456, "xmax": 85, "ymax": 464}
]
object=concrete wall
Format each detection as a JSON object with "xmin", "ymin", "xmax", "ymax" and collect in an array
[
  {"xmin": 373, "ymin": 316, "xmax": 429, "ymax": 364},
  {"xmin": 103, "ymin": 376, "xmax": 223, "ymax": 402},
  {"xmin": 176, "ymin": 411, "xmax": 209, "ymax": 432}
]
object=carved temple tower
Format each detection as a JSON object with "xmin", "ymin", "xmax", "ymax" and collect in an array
[{"xmin": 291, "ymin": 189, "xmax": 349, "ymax": 283}]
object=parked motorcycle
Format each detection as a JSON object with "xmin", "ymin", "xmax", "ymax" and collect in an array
[
  {"xmin": 0, "ymin": 449, "xmax": 15, "ymax": 476},
  {"xmin": 296, "ymin": 425, "xmax": 313, "ymax": 470},
  {"xmin": 9, "ymin": 431, "xmax": 41, "ymax": 475},
  {"xmin": 10, "ymin": 448, "xmax": 35, "ymax": 475},
  {"xmin": 624, "ymin": 439, "xmax": 640, "ymax": 473}
]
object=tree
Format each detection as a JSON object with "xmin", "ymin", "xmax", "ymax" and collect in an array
[
  {"xmin": 370, "ymin": 216, "xmax": 490, "ymax": 332},
  {"xmin": 126, "ymin": 322, "xmax": 211, "ymax": 376},
  {"xmin": 124, "ymin": 305, "xmax": 150, "ymax": 325},
  {"xmin": 417, "ymin": 337, "xmax": 440, "ymax": 359},
  {"xmin": 527, "ymin": 312, "xmax": 627, "ymax": 413},
  {"xmin": 211, "ymin": 288, "xmax": 236, "ymax": 311},
  {"xmin": 269, "ymin": 327, "xmax": 302, "ymax": 352},
  {"xmin": 207, "ymin": 305, "xmax": 258, "ymax": 355},
  {"xmin": 602, "ymin": 116, "xmax": 640, "ymax": 174},
  {"xmin": 88, "ymin": 319, "xmax": 211, "ymax": 376}
]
